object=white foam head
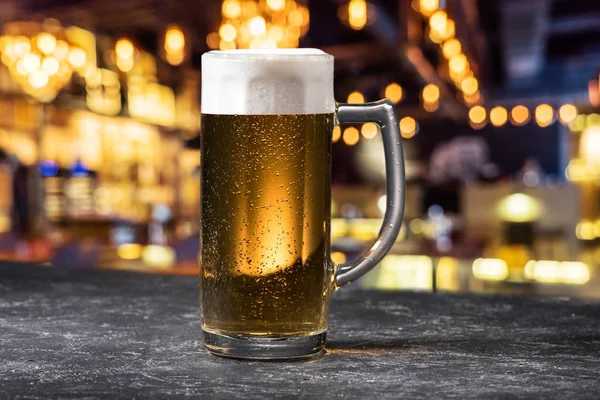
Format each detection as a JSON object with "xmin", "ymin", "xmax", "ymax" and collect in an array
[{"xmin": 201, "ymin": 49, "xmax": 334, "ymax": 115}]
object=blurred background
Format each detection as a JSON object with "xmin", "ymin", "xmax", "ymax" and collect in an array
[{"xmin": 0, "ymin": 0, "xmax": 599, "ymax": 299}]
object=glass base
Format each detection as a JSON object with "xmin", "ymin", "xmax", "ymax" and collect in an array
[{"xmin": 202, "ymin": 329, "xmax": 327, "ymax": 360}]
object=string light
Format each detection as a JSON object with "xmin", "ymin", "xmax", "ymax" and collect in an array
[
  {"xmin": 463, "ymin": 91, "xmax": 482, "ymax": 106},
  {"xmin": 419, "ymin": 0, "xmax": 439, "ymax": 16},
  {"xmin": 490, "ymin": 106, "xmax": 508, "ymax": 127},
  {"xmin": 347, "ymin": 91, "xmax": 365, "ymax": 104},
  {"xmin": 361, "ymin": 122, "xmax": 379, "ymax": 139},
  {"xmin": 469, "ymin": 106, "xmax": 486, "ymax": 126},
  {"xmin": 384, "ymin": 82, "xmax": 403, "ymax": 104},
  {"xmin": 460, "ymin": 76, "xmax": 478, "ymax": 96},
  {"xmin": 400, "ymin": 117, "xmax": 418, "ymax": 138},
  {"xmin": 430, "ymin": 19, "xmax": 455, "ymax": 43},
  {"xmin": 422, "ymin": 84, "xmax": 440, "ymax": 104},
  {"xmin": 348, "ymin": 0, "xmax": 368, "ymax": 30},
  {"xmin": 535, "ymin": 104, "xmax": 554, "ymax": 127},
  {"xmin": 332, "ymin": 125, "xmax": 341, "ymax": 143},
  {"xmin": 558, "ymin": 104, "xmax": 577, "ymax": 125},
  {"xmin": 449, "ymin": 53, "xmax": 468, "ymax": 75},
  {"xmin": 219, "ymin": 24, "xmax": 237, "ymax": 42},
  {"xmin": 343, "ymin": 126, "xmax": 360, "ymax": 146},
  {"xmin": 510, "ymin": 105, "xmax": 530, "ymax": 126},
  {"xmin": 429, "ymin": 11, "xmax": 448, "ymax": 33},
  {"xmin": 222, "ymin": 0, "xmax": 242, "ymax": 18},
  {"xmin": 442, "ymin": 38, "xmax": 461, "ymax": 59}
]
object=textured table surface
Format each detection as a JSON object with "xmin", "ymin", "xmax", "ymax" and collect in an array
[{"xmin": 1, "ymin": 262, "xmax": 600, "ymax": 399}]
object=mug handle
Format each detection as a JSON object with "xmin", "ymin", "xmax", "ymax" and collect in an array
[{"xmin": 334, "ymin": 99, "xmax": 406, "ymax": 287}]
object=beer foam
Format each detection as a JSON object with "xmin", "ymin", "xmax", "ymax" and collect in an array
[{"xmin": 201, "ymin": 49, "xmax": 334, "ymax": 115}]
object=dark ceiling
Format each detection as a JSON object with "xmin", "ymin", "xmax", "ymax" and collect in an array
[{"xmin": 15, "ymin": 0, "xmax": 600, "ymax": 117}]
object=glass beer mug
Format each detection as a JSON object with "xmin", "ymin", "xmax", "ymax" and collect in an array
[{"xmin": 200, "ymin": 49, "xmax": 405, "ymax": 359}]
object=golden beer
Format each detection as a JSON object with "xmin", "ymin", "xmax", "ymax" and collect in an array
[{"xmin": 200, "ymin": 113, "xmax": 335, "ymax": 336}]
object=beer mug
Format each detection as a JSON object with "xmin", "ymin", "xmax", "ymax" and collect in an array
[{"xmin": 200, "ymin": 49, "xmax": 405, "ymax": 359}]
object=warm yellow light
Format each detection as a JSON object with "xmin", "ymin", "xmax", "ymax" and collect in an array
[
  {"xmin": 115, "ymin": 39, "xmax": 134, "ymax": 59},
  {"xmin": 249, "ymin": 16, "xmax": 267, "ymax": 36},
  {"xmin": 343, "ymin": 127, "xmax": 360, "ymax": 146},
  {"xmin": 576, "ymin": 221, "xmax": 595, "ymax": 240},
  {"xmin": 289, "ymin": 10, "xmax": 303, "ymax": 26},
  {"xmin": 423, "ymin": 101, "xmax": 439, "ymax": 112},
  {"xmin": 361, "ymin": 122, "xmax": 379, "ymax": 139},
  {"xmin": 41, "ymin": 56, "xmax": 59, "ymax": 76},
  {"xmin": 36, "ymin": 33, "xmax": 56, "ymax": 55},
  {"xmin": 166, "ymin": 52, "xmax": 185, "ymax": 66},
  {"xmin": 580, "ymin": 126, "xmax": 600, "ymax": 167},
  {"xmin": 116, "ymin": 57, "xmax": 134, "ymax": 72},
  {"xmin": 510, "ymin": 105, "xmax": 530, "ymax": 126},
  {"xmin": 489, "ymin": 106, "xmax": 508, "ymax": 127},
  {"xmin": 54, "ymin": 40, "xmax": 69, "ymax": 59},
  {"xmin": 429, "ymin": 10, "xmax": 448, "ymax": 32},
  {"xmin": 22, "ymin": 53, "xmax": 41, "ymax": 72},
  {"xmin": 268, "ymin": 25, "xmax": 285, "ymax": 42},
  {"xmin": 347, "ymin": 91, "xmax": 365, "ymax": 104},
  {"xmin": 142, "ymin": 245, "xmax": 175, "ymax": 268},
  {"xmin": 348, "ymin": 0, "xmax": 368, "ymax": 30},
  {"xmin": 525, "ymin": 260, "xmax": 590, "ymax": 285},
  {"xmin": 442, "ymin": 38, "xmax": 461, "ymax": 59},
  {"xmin": 422, "ymin": 83, "xmax": 440, "ymax": 104},
  {"xmin": 15, "ymin": 60, "xmax": 28, "ymax": 76},
  {"xmin": 219, "ymin": 39, "xmax": 236, "ymax": 50},
  {"xmin": 570, "ymin": 114, "xmax": 586, "ymax": 132},
  {"xmin": 496, "ymin": 193, "xmax": 542, "ymax": 223},
  {"xmin": 558, "ymin": 104, "xmax": 577, "ymax": 125},
  {"xmin": 117, "ymin": 243, "xmax": 142, "ymax": 260},
  {"xmin": 429, "ymin": 19, "xmax": 454, "ymax": 43},
  {"xmin": 13, "ymin": 37, "xmax": 31, "ymax": 58},
  {"xmin": 419, "ymin": 0, "xmax": 439, "ymax": 16},
  {"xmin": 219, "ymin": 24, "xmax": 237, "ymax": 42},
  {"xmin": 449, "ymin": 53, "xmax": 468, "ymax": 74},
  {"xmin": 67, "ymin": 47, "xmax": 86, "ymax": 69},
  {"xmin": 384, "ymin": 82, "xmax": 403, "ymax": 103},
  {"xmin": 535, "ymin": 104, "xmax": 554, "ymax": 127},
  {"xmin": 594, "ymin": 220, "xmax": 600, "ymax": 238},
  {"xmin": 469, "ymin": 106, "xmax": 486, "ymax": 125},
  {"xmin": 462, "ymin": 91, "xmax": 481, "ymax": 107},
  {"xmin": 375, "ymin": 256, "xmax": 433, "ymax": 291},
  {"xmin": 460, "ymin": 76, "xmax": 478, "ymax": 95},
  {"xmin": 558, "ymin": 262, "xmax": 590, "ymax": 284},
  {"xmin": 400, "ymin": 116, "xmax": 417, "ymax": 138},
  {"xmin": 331, "ymin": 251, "xmax": 347, "ymax": 265},
  {"xmin": 472, "ymin": 258, "xmax": 509, "ymax": 281},
  {"xmin": 267, "ymin": 0, "xmax": 286, "ymax": 11},
  {"xmin": 28, "ymin": 70, "xmax": 49, "ymax": 89},
  {"xmin": 206, "ymin": 32, "xmax": 220, "ymax": 49},
  {"xmin": 332, "ymin": 125, "xmax": 341, "ymax": 143},
  {"xmin": 222, "ymin": 0, "xmax": 242, "ymax": 19},
  {"xmin": 165, "ymin": 26, "xmax": 185, "ymax": 52}
]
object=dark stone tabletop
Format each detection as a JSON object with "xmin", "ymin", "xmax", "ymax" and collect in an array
[{"xmin": 1, "ymin": 262, "xmax": 599, "ymax": 399}]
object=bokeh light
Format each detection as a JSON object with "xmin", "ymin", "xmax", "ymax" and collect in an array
[{"xmin": 343, "ymin": 126, "xmax": 360, "ymax": 146}]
